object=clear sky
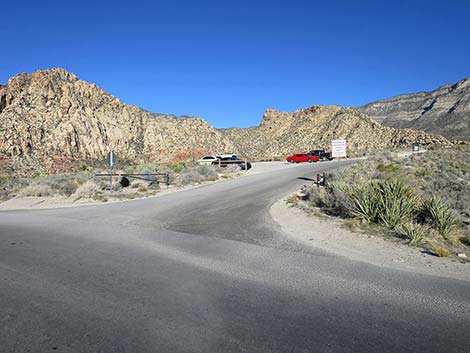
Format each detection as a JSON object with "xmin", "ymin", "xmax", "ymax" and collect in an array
[{"xmin": 2, "ymin": 0, "xmax": 469, "ymax": 127}]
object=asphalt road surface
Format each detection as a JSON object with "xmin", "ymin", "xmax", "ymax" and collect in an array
[{"xmin": 1, "ymin": 161, "xmax": 469, "ymax": 353}]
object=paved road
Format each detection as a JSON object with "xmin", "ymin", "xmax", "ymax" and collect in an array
[{"xmin": 1, "ymin": 161, "xmax": 469, "ymax": 353}]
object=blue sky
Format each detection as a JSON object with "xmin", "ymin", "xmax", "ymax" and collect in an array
[{"xmin": 2, "ymin": 0, "xmax": 469, "ymax": 127}]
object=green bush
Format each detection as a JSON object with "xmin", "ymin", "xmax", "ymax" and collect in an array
[
  {"xmin": 420, "ymin": 197, "xmax": 458, "ymax": 239},
  {"xmin": 377, "ymin": 163, "xmax": 401, "ymax": 174},
  {"xmin": 351, "ymin": 183, "xmax": 379, "ymax": 223},
  {"xmin": 376, "ymin": 180, "xmax": 419, "ymax": 229}
]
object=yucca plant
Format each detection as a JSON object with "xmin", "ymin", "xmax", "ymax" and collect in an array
[
  {"xmin": 350, "ymin": 183, "xmax": 379, "ymax": 223},
  {"xmin": 420, "ymin": 197, "xmax": 457, "ymax": 239},
  {"xmin": 396, "ymin": 222, "xmax": 429, "ymax": 245},
  {"xmin": 376, "ymin": 179, "xmax": 419, "ymax": 230}
]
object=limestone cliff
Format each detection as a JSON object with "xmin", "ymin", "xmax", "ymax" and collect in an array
[{"xmin": 358, "ymin": 78, "xmax": 470, "ymax": 141}]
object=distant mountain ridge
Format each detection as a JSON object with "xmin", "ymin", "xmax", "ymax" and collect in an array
[
  {"xmin": 358, "ymin": 78, "xmax": 470, "ymax": 141},
  {"xmin": 221, "ymin": 106, "xmax": 450, "ymax": 160},
  {"xmin": 0, "ymin": 68, "xmax": 455, "ymax": 175}
]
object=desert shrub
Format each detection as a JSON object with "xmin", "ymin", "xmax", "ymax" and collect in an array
[
  {"xmin": 376, "ymin": 179, "xmax": 419, "ymax": 229},
  {"xmin": 376, "ymin": 163, "xmax": 401, "ymax": 174},
  {"xmin": 79, "ymin": 162, "xmax": 90, "ymax": 171},
  {"xmin": 320, "ymin": 182, "xmax": 354, "ymax": 218},
  {"xmin": 307, "ymin": 187, "xmax": 324, "ymax": 208},
  {"xmin": 350, "ymin": 183, "xmax": 379, "ymax": 223},
  {"xmin": 38, "ymin": 174, "xmax": 79, "ymax": 196},
  {"xmin": 197, "ymin": 164, "xmax": 218, "ymax": 178},
  {"xmin": 177, "ymin": 164, "xmax": 217, "ymax": 185},
  {"xmin": 137, "ymin": 185, "xmax": 148, "ymax": 192},
  {"xmin": 167, "ymin": 161, "xmax": 187, "ymax": 174},
  {"xmin": 72, "ymin": 181, "xmax": 101, "ymax": 200},
  {"xmin": 18, "ymin": 183, "xmax": 54, "ymax": 197},
  {"xmin": 419, "ymin": 197, "xmax": 458, "ymax": 239},
  {"xmin": 133, "ymin": 162, "xmax": 161, "ymax": 174},
  {"xmin": 286, "ymin": 194, "xmax": 298, "ymax": 206},
  {"xmin": 396, "ymin": 222, "xmax": 429, "ymax": 245},
  {"xmin": 434, "ymin": 246, "xmax": 450, "ymax": 257}
]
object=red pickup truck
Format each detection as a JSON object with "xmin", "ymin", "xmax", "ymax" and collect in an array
[{"xmin": 286, "ymin": 153, "xmax": 320, "ymax": 163}]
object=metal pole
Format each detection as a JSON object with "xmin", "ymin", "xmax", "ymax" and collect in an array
[
  {"xmin": 109, "ymin": 165, "xmax": 113, "ymax": 191},
  {"xmin": 109, "ymin": 151, "xmax": 113, "ymax": 191}
]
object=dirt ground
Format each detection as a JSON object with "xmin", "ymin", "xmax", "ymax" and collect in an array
[{"xmin": 271, "ymin": 197, "xmax": 470, "ymax": 282}]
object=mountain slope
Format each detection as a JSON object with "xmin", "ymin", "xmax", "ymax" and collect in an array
[
  {"xmin": 0, "ymin": 68, "xmax": 454, "ymax": 175},
  {"xmin": 222, "ymin": 106, "xmax": 450, "ymax": 160},
  {"xmin": 358, "ymin": 79, "xmax": 470, "ymax": 141},
  {"xmin": 0, "ymin": 68, "xmax": 234, "ymax": 174}
]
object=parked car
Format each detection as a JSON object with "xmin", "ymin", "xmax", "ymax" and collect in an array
[
  {"xmin": 197, "ymin": 154, "xmax": 238, "ymax": 165},
  {"xmin": 197, "ymin": 155, "xmax": 220, "ymax": 164},
  {"xmin": 212, "ymin": 156, "xmax": 252, "ymax": 170},
  {"xmin": 286, "ymin": 153, "xmax": 320, "ymax": 163},
  {"xmin": 308, "ymin": 149, "xmax": 334, "ymax": 161}
]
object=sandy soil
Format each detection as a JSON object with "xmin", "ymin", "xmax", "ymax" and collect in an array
[{"xmin": 271, "ymin": 197, "xmax": 470, "ymax": 282}]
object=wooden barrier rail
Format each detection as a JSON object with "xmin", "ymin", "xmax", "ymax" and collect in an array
[{"xmin": 95, "ymin": 172, "xmax": 170, "ymax": 188}]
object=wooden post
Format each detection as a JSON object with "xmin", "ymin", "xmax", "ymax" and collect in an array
[
  {"xmin": 245, "ymin": 159, "xmax": 248, "ymax": 171},
  {"xmin": 218, "ymin": 159, "xmax": 221, "ymax": 167}
]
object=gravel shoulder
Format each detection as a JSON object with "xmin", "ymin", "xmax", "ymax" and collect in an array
[{"xmin": 271, "ymin": 197, "xmax": 470, "ymax": 282}]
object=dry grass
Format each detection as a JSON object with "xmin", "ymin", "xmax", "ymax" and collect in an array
[
  {"xmin": 286, "ymin": 194, "xmax": 299, "ymax": 206},
  {"xmin": 434, "ymin": 246, "xmax": 450, "ymax": 257},
  {"xmin": 72, "ymin": 181, "xmax": 101, "ymax": 200}
]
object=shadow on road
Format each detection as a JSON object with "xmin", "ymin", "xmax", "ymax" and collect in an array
[{"xmin": 297, "ymin": 177, "xmax": 315, "ymax": 182}]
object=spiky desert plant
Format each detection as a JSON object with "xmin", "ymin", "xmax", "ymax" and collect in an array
[
  {"xmin": 350, "ymin": 183, "xmax": 380, "ymax": 223},
  {"xmin": 421, "ymin": 197, "xmax": 458, "ymax": 239},
  {"xmin": 396, "ymin": 222, "xmax": 429, "ymax": 245},
  {"xmin": 375, "ymin": 179, "xmax": 419, "ymax": 229}
]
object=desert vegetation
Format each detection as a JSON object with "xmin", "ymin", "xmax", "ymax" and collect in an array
[
  {"xmin": 300, "ymin": 146, "xmax": 470, "ymax": 257},
  {"xmin": 0, "ymin": 158, "xmax": 243, "ymax": 204}
]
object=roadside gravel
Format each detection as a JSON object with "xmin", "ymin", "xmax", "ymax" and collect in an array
[{"xmin": 271, "ymin": 197, "xmax": 470, "ymax": 282}]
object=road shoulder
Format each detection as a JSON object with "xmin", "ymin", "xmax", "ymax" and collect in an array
[{"xmin": 271, "ymin": 197, "xmax": 470, "ymax": 282}]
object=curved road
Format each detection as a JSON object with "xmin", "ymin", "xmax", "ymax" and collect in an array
[{"xmin": 1, "ymin": 161, "xmax": 469, "ymax": 353}]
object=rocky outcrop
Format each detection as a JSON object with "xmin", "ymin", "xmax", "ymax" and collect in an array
[
  {"xmin": 0, "ymin": 68, "xmax": 455, "ymax": 175},
  {"xmin": 358, "ymin": 78, "xmax": 470, "ymax": 141},
  {"xmin": 223, "ymin": 105, "xmax": 451, "ymax": 160},
  {"xmin": 0, "ymin": 68, "xmax": 234, "ymax": 175}
]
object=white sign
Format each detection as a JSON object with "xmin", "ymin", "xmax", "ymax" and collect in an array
[
  {"xmin": 331, "ymin": 140, "xmax": 347, "ymax": 158},
  {"xmin": 107, "ymin": 151, "xmax": 117, "ymax": 167}
]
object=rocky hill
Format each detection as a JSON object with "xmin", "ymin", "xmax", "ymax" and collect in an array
[
  {"xmin": 358, "ymin": 78, "xmax": 470, "ymax": 141},
  {"xmin": 0, "ymin": 68, "xmax": 234, "ymax": 175},
  {"xmin": 0, "ymin": 68, "xmax": 455, "ymax": 176},
  {"xmin": 222, "ymin": 106, "xmax": 450, "ymax": 160}
]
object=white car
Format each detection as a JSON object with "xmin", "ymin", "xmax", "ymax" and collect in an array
[
  {"xmin": 217, "ymin": 154, "xmax": 237, "ymax": 159},
  {"xmin": 197, "ymin": 155, "xmax": 220, "ymax": 164}
]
